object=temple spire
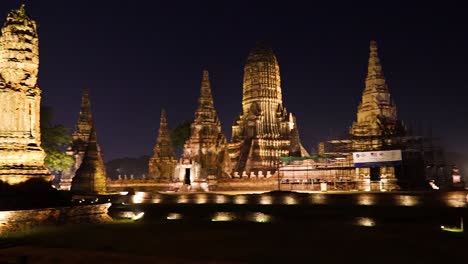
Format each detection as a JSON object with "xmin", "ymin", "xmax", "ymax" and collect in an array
[
  {"xmin": 59, "ymin": 89, "xmax": 99, "ymax": 190},
  {"xmin": 71, "ymin": 127, "xmax": 107, "ymax": 194},
  {"xmin": 350, "ymin": 41, "xmax": 399, "ymax": 139},
  {"xmin": 158, "ymin": 108, "xmax": 170, "ymax": 140},
  {"xmin": 14, "ymin": 4, "xmax": 28, "ymax": 19},
  {"xmin": 179, "ymin": 70, "xmax": 232, "ymax": 179},
  {"xmin": 148, "ymin": 109, "xmax": 177, "ymax": 180},
  {"xmin": 76, "ymin": 89, "xmax": 93, "ymax": 134},
  {"xmin": 200, "ymin": 69, "xmax": 213, "ymax": 104},
  {"xmin": 155, "ymin": 108, "xmax": 173, "ymax": 154},
  {"xmin": 194, "ymin": 70, "xmax": 216, "ymax": 122},
  {"xmin": 366, "ymin": 40, "xmax": 385, "ymax": 83}
]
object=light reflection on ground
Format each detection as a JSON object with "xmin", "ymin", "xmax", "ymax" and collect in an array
[
  {"xmin": 166, "ymin": 213, "xmax": 183, "ymax": 220},
  {"xmin": 249, "ymin": 212, "xmax": 272, "ymax": 223},
  {"xmin": 283, "ymin": 195, "xmax": 297, "ymax": 205},
  {"xmin": 234, "ymin": 195, "xmax": 247, "ymax": 204},
  {"xmin": 356, "ymin": 194, "xmax": 376, "ymax": 206},
  {"xmin": 212, "ymin": 212, "xmax": 235, "ymax": 222},
  {"xmin": 396, "ymin": 195, "xmax": 419, "ymax": 207},
  {"xmin": 310, "ymin": 194, "xmax": 327, "ymax": 205},
  {"xmin": 259, "ymin": 195, "xmax": 273, "ymax": 205},
  {"xmin": 355, "ymin": 217, "xmax": 376, "ymax": 227},
  {"xmin": 215, "ymin": 195, "xmax": 228, "ymax": 204}
]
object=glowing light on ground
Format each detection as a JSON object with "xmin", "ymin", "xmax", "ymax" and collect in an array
[
  {"xmin": 259, "ymin": 195, "xmax": 273, "ymax": 205},
  {"xmin": 234, "ymin": 195, "xmax": 247, "ymax": 204},
  {"xmin": 195, "ymin": 194, "xmax": 208, "ymax": 204},
  {"xmin": 441, "ymin": 217, "xmax": 464, "ymax": 233},
  {"xmin": 0, "ymin": 211, "xmax": 11, "ymax": 222},
  {"xmin": 310, "ymin": 194, "xmax": 327, "ymax": 205},
  {"xmin": 177, "ymin": 195, "xmax": 188, "ymax": 203},
  {"xmin": 118, "ymin": 211, "xmax": 143, "ymax": 220},
  {"xmin": 355, "ymin": 217, "xmax": 376, "ymax": 227},
  {"xmin": 283, "ymin": 195, "xmax": 297, "ymax": 205},
  {"xmin": 441, "ymin": 225, "xmax": 463, "ymax": 233},
  {"xmin": 356, "ymin": 194, "xmax": 375, "ymax": 206},
  {"xmin": 396, "ymin": 195, "xmax": 419, "ymax": 207},
  {"xmin": 445, "ymin": 192, "xmax": 466, "ymax": 208},
  {"xmin": 212, "ymin": 212, "xmax": 235, "ymax": 222},
  {"xmin": 215, "ymin": 195, "xmax": 227, "ymax": 204},
  {"xmin": 132, "ymin": 212, "xmax": 145, "ymax": 220},
  {"xmin": 152, "ymin": 196, "xmax": 162, "ymax": 203},
  {"xmin": 249, "ymin": 212, "xmax": 272, "ymax": 223},
  {"xmin": 119, "ymin": 191, "xmax": 129, "ymax": 195},
  {"xmin": 132, "ymin": 192, "xmax": 146, "ymax": 204},
  {"xmin": 166, "ymin": 213, "xmax": 183, "ymax": 220}
]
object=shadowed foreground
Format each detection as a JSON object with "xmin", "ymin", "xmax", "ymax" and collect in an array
[{"xmin": 1, "ymin": 220, "xmax": 467, "ymax": 263}]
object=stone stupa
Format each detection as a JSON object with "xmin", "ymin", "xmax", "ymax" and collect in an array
[{"xmin": 0, "ymin": 5, "xmax": 53, "ymax": 184}]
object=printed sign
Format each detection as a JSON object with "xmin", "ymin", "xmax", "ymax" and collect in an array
[{"xmin": 352, "ymin": 150, "xmax": 402, "ymax": 167}]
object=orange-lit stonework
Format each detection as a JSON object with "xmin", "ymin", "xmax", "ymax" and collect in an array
[
  {"xmin": 0, "ymin": 5, "xmax": 52, "ymax": 184},
  {"xmin": 148, "ymin": 109, "xmax": 177, "ymax": 180},
  {"xmin": 60, "ymin": 89, "xmax": 94, "ymax": 190},
  {"xmin": 229, "ymin": 42, "xmax": 308, "ymax": 175},
  {"xmin": 179, "ymin": 70, "xmax": 232, "ymax": 179}
]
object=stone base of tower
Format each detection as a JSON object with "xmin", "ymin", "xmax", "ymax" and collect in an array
[
  {"xmin": 229, "ymin": 138, "xmax": 291, "ymax": 175},
  {"xmin": 356, "ymin": 178, "xmax": 400, "ymax": 192},
  {"xmin": 355, "ymin": 166, "xmax": 400, "ymax": 191},
  {"xmin": 0, "ymin": 166, "xmax": 54, "ymax": 185},
  {"xmin": 0, "ymin": 147, "xmax": 54, "ymax": 185},
  {"xmin": 71, "ymin": 174, "xmax": 107, "ymax": 195}
]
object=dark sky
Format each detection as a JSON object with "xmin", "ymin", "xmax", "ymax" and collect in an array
[{"xmin": 1, "ymin": 1, "xmax": 467, "ymax": 161}]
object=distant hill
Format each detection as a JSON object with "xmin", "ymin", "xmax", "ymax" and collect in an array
[{"xmin": 105, "ymin": 155, "xmax": 150, "ymax": 180}]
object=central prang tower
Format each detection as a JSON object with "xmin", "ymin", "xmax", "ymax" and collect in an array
[{"xmin": 229, "ymin": 42, "xmax": 308, "ymax": 174}]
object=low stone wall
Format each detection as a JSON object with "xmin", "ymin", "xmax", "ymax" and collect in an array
[
  {"xmin": 213, "ymin": 178, "xmax": 278, "ymax": 191},
  {"xmin": 106, "ymin": 180, "xmax": 171, "ymax": 192},
  {"xmin": 107, "ymin": 178, "xmax": 280, "ymax": 192},
  {"xmin": 0, "ymin": 203, "xmax": 111, "ymax": 234},
  {"xmin": 106, "ymin": 178, "xmax": 395, "ymax": 192}
]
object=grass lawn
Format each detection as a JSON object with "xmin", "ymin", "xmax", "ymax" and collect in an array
[{"xmin": 1, "ymin": 219, "xmax": 467, "ymax": 263}]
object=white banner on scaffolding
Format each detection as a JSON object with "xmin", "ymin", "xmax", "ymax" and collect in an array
[{"xmin": 352, "ymin": 150, "xmax": 402, "ymax": 167}]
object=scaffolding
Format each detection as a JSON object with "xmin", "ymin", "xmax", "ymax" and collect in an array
[{"xmin": 278, "ymin": 155, "xmax": 356, "ymax": 191}]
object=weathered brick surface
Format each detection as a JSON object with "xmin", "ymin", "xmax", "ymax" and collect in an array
[
  {"xmin": 0, "ymin": 203, "xmax": 111, "ymax": 234},
  {"xmin": 0, "ymin": 5, "xmax": 53, "ymax": 184}
]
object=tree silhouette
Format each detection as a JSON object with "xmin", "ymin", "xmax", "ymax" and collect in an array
[{"xmin": 40, "ymin": 106, "xmax": 74, "ymax": 173}]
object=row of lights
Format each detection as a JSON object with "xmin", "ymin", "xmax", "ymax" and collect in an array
[
  {"xmin": 134, "ymin": 211, "xmax": 464, "ymax": 233},
  {"xmin": 122, "ymin": 211, "xmax": 378, "ymax": 228},
  {"xmin": 127, "ymin": 192, "xmax": 467, "ymax": 208},
  {"xmin": 164, "ymin": 211, "xmax": 273, "ymax": 223}
]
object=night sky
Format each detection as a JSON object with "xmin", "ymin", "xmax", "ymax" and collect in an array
[{"xmin": 1, "ymin": 1, "xmax": 467, "ymax": 161}]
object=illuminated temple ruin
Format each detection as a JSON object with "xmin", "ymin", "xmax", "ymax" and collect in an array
[
  {"xmin": 60, "ymin": 89, "xmax": 97, "ymax": 190},
  {"xmin": 282, "ymin": 41, "xmax": 403, "ymax": 190},
  {"xmin": 279, "ymin": 41, "xmax": 455, "ymax": 191},
  {"xmin": 56, "ymin": 89, "xmax": 107, "ymax": 193},
  {"xmin": 346, "ymin": 40, "xmax": 404, "ymax": 189},
  {"xmin": 229, "ymin": 42, "xmax": 308, "ymax": 176},
  {"xmin": 349, "ymin": 41, "xmax": 403, "ymax": 149},
  {"xmin": 71, "ymin": 124, "xmax": 107, "ymax": 194},
  {"xmin": 176, "ymin": 70, "xmax": 232, "ymax": 183},
  {"xmin": 148, "ymin": 109, "xmax": 177, "ymax": 180},
  {"xmin": 0, "ymin": 5, "xmax": 52, "ymax": 184}
]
